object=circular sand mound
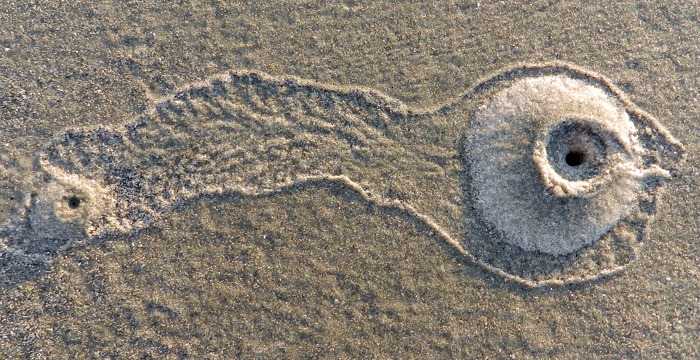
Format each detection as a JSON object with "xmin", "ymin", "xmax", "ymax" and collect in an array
[{"xmin": 467, "ymin": 75, "xmax": 664, "ymax": 255}]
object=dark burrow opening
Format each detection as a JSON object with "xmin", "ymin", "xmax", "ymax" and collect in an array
[
  {"xmin": 565, "ymin": 151, "xmax": 585, "ymax": 167},
  {"xmin": 545, "ymin": 120, "xmax": 608, "ymax": 181},
  {"xmin": 67, "ymin": 196, "xmax": 81, "ymax": 209}
]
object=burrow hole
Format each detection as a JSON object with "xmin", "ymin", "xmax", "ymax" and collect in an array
[
  {"xmin": 67, "ymin": 196, "xmax": 81, "ymax": 209},
  {"xmin": 565, "ymin": 151, "xmax": 585, "ymax": 167}
]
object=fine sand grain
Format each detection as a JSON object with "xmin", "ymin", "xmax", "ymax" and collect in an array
[{"xmin": 1, "ymin": 1, "xmax": 699, "ymax": 359}]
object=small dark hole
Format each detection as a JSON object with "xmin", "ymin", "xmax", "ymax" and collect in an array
[
  {"xmin": 565, "ymin": 152, "xmax": 584, "ymax": 167},
  {"xmin": 67, "ymin": 196, "xmax": 81, "ymax": 209}
]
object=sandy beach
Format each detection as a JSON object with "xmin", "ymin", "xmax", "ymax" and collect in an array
[{"xmin": 1, "ymin": 1, "xmax": 698, "ymax": 358}]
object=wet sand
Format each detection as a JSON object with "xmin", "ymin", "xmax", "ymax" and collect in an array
[{"xmin": 1, "ymin": 1, "xmax": 699, "ymax": 358}]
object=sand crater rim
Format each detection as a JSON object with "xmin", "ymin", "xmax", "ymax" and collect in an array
[{"xmin": 544, "ymin": 120, "xmax": 610, "ymax": 183}]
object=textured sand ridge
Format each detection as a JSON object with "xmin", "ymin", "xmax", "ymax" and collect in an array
[{"xmin": 0, "ymin": 63, "xmax": 684, "ymax": 288}]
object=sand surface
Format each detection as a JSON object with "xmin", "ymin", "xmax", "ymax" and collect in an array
[{"xmin": 1, "ymin": 1, "xmax": 699, "ymax": 358}]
